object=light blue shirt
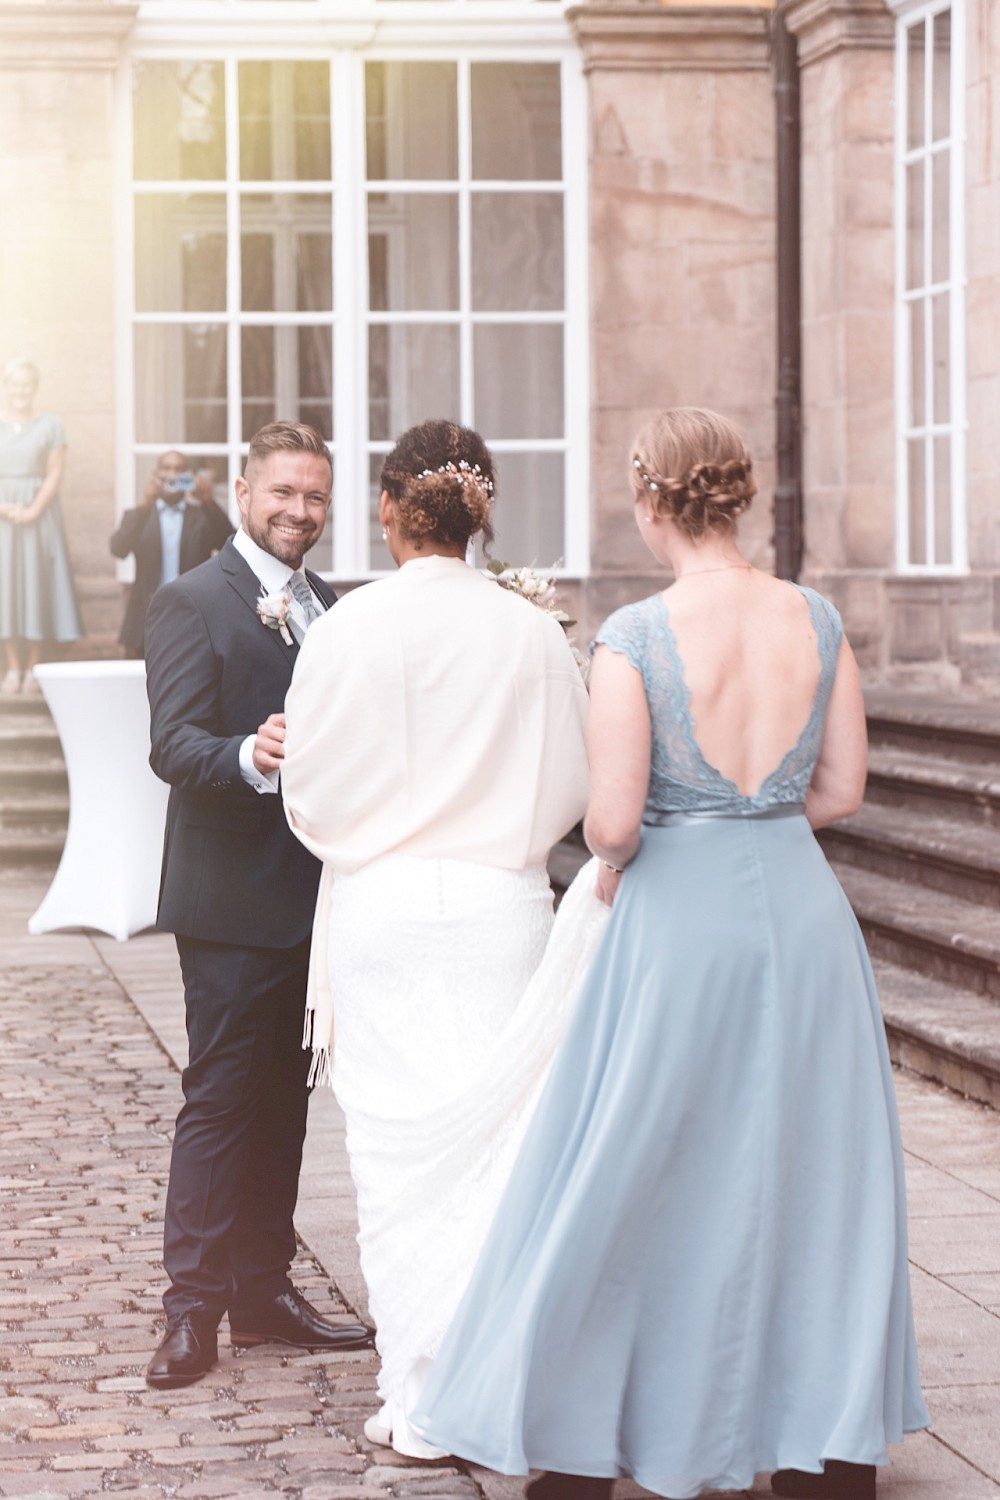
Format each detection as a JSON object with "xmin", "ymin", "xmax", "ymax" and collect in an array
[{"xmin": 156, "ymin": 498, "xmax": 187, "ymax": 588}]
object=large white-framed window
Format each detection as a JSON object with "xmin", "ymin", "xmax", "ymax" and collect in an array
[
  {"xmin": 893, "ymin": 0, "xmax": 966, "ymax": 573},
  {"xmin": 116, "ymin": 2, "xmax": 588, "ymax": 579}
]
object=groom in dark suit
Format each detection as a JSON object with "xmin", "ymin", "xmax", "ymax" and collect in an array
[{"xmin": 143, "ymin": 421, "xmax": 372, "ymax": 1389}]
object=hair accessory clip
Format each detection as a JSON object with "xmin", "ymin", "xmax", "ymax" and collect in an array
[{"xmin": 417, "ymin": 460, "xmax": 495, "ymax": 496}]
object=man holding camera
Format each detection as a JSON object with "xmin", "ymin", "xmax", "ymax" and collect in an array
[{"xmin": 111, "ymin": 450, "xmax": 234, "ymax": 657}]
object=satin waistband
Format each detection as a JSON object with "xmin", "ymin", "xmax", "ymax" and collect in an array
[{"xmin": 643, "ymin": 802, "xmax": 806, "ymax": 829}]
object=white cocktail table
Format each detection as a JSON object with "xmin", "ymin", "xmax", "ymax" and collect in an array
[{"xmin": 28, "ymin": 660, "xmax": 169, "ymax": 942}]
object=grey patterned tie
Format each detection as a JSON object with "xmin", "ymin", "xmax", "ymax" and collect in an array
[{"xmin": 286, "ymin": 572, "xmax": 323, "ymax": 642}]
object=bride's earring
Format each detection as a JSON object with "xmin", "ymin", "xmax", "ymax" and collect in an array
[{"xmin": 381, "ymin": 527, "xmax": 388, "ymax": 542}]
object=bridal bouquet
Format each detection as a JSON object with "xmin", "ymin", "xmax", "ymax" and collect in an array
[
  {"xmin": 485, "ymin": 561, "xmax": 588, "ymax": 680},
  {"xmin": 484, "ymin": 560, "xmax": 575, "ymax": 631}
]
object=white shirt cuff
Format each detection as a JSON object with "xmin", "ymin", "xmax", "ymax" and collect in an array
[{"xmin": 239, "ymin": 733, "xmax": 279, "ymax": 795}]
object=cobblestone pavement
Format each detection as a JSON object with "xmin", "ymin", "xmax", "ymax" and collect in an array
[{"xmin": 2, "ymin": 871, "xmax": 999, "ymax": 1499}]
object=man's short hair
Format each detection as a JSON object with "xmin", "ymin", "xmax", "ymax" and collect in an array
[{"xmin": 245, "ymin": 422, "xmax": 332, "ymax": 484}]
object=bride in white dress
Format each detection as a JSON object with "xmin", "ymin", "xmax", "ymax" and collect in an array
[{"xmin": 281, "ymin": 420, "xmax": 605, "ymax": 1457}]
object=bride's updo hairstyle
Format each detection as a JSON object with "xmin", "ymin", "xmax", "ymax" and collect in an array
[
  {"xmin": 380, "ymin": 420, "xmax": 495, "ymax": 552},
  {"xmin": 629, "ymin": 407, "xmax": 757, "ymax": 540}
]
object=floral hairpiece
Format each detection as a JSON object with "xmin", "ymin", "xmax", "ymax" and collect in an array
[
  {"xmin": 632, "ymin": 456, "xmax": 659, "ymax": 492},
  {"xmin": 417, "ymin": 459, "xmax": 495, "ymax": 496}
]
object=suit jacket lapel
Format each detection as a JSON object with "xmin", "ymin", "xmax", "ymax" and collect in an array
[{"xmin": 219, "ymin": 538, "xmax": 300, "ymax": 666}]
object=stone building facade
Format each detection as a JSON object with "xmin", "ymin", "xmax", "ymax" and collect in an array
[{"xmin": 0, "ymin": 0, "xmax": 996, "ymax": 688}]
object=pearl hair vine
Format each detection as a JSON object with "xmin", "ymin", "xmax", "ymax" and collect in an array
[
  {"xmin": 417, "ymin": 459, "xmax": 495, "ymax": 496},
  {"xmin": 632, "ymin": 457, "xmax": 659, "ymax": 493}
]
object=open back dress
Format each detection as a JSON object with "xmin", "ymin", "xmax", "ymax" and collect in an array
[{"xmin": 413, "ymin": 584, "xmax": 930, "ymax": 1498}]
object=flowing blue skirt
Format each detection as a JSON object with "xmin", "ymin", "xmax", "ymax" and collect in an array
[{"xmin": 413, "ymin": 814, "xmax": 929, "ymax": 1498}]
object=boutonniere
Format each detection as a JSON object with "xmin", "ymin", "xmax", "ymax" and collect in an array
[{"xmin": 256, "ymin": 587, "xmax": 293, "ymax": 645}]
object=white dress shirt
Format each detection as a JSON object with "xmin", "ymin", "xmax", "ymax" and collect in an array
[
  {"xmin": 232, "ymin": 526, "xmax": 324, "ymax": 795},
  {"xmin": 156, "ymin": 497, "xmax": 187, "ymax": 587}
]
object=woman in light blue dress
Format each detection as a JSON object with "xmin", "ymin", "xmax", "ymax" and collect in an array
[
  {"xmin": 0, "ymin": 358, "xmax": 83, "ymax": 693},
  {"xmin": 413, "ymin": 409, "xmax": 929, "ymax": 1500}
]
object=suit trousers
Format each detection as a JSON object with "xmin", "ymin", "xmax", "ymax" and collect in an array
[{"xmin": 162, "ymin": 934, "xmax": 312, "ymax": 1323}]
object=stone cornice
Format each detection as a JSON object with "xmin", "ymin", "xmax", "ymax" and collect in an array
[
  {"xmin": 567, "ymin": 2, "xmax": 772, "ymax": 72},
  {"xmin": 783, "ymin": 0, "xmax": 893, "ymax": 67},
  {"xmin": 0, "ymin": 1, "xmax": 137, "ymax": 69}
]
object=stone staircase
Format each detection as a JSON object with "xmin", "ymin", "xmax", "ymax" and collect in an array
[
  {"xmin": 549, "ymin": 689, "xmax": 1000, "ymax": 1112},
  {"xmin": 0, "ymin": 695, "xmax": 68, "ymax": 870},
  {"xmin": 819, "ymin": 690, "xmax": 1000, "ymax": 1110}
]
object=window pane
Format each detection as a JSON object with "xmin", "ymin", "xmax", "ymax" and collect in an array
[
  {"xmin": 932, "ymin": 150, "xmax": 950, "ymax": 283},
  {"xmin": 906, "ymin": 20, "xmax": 925, "ymax": 151},
  {"xmin": 933, "ymin": 434, "xmax": 952, "ymax": 565},
  {"xmin": 135, "ymin": 325, "xmax": 228, "ymax": 445},
  {"xmin": 907, "ymin": 437, "xmax": 926, "ymax": 565},
  {"xmin": 369, "ymin": 453, "xmax": 392, "ymax": 570},
  {"xmin": 241, "ymin": 325, "xmax": 333, "ymax": 441},
  {"xmin": 474, "ymin": 325, "xmax": 564, "ymax": 440},
  {"xmin": 134, "ymin": 62, "xmax": 226, "ymax": 181},
  {"xmin": 932, "ymin": 10, "xmax": 951, "ymax": 142},
  {"xmin": 910, "ymin": 300, "xmax": 925, "ymax": 428},
  {"xmin": 366, "ymin": 63, "xmax": 458, "ymax": 181},
  {"xmin": 932, "ymin": 291, "xmax": 950, "ymax": 424},
  {"xmin": 241, "ymin": 194, "xmax": 333, "ymax": 312},
  {"xmin": 471, "ymin": 63, "xmax": 562, "ymax": 181},
  {"xmin": 239, "ymin": 62, "xmax": 331, "ymax": 182},
  {"xmin": 368, "ymin": 195, "xmax": 459, "ymax": 311},
  {"xmin": 488, "ymin": 451, "xmax": 565, "ymax": 566},
  {"xmin": 368, "ymin": 324, "xmax": 460, "ymax": 442},
  {"xmin": 135, "ymin": 194, "xmax": 227, "ymax": 313},
  {"xmin": 135, "ymin": 451, "xmax": 231, "ymax": 518},
  {"xmin": 471, "ymin": 193, "xmax": 564, "ymax": 312},
  {"xmin": 906, "ymin": 159, "xmax": 924, "ymax": 290}
]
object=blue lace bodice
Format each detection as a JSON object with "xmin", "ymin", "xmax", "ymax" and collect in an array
[{"xmin": 591, "ymin": 585, "xmax": 843, "ymax": 818}]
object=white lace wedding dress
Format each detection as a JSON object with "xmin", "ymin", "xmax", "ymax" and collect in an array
[{"xmin": 328, "ymin": 853, "xmax": 608, "ymax": 1457}]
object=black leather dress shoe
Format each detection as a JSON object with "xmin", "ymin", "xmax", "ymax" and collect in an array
[
  {"xmin": 526, "ymin": 1472, "xmax": 614, "ymax": 1500},
  {"xmin": 771, "ymin": 1462, "xmax": 876, "ymax": 1500},
  {"xmin": 229, "ymin": 1286, "xmax": 374, "ymax": 1352},
  {"xmin": 146, "ymin": 1310, "xmax": 219, "ymax": 1389}
]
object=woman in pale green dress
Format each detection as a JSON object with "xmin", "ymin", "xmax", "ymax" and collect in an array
[{"xmin": 0, "ymin": 358, "xmax": 83, "ymax": 693}]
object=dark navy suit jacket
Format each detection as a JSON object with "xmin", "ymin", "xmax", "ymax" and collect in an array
[
  {"xmin": 111, "ymin": 500, "xmax": 235, "ymax": 654},
  {"xmin": 144, "ymin": 537, "xmax": 336, "ymax": 949}
]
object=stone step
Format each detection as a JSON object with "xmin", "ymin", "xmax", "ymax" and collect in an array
[
  {"xmin": 866, "ymin": 745, "xmax": 1000, "ymax": 826},
  {"xmin": 0, "ymin": 722, "xmax": 62, "ymax": 757},
  {"xmin": 865, "ymin": 689, "xmax": 1000, "ymax": 766},
  {"xmin": 0, "ymin": 790, "xmax": 69, "ymax": 829},
  {"xmin": 0, "ymin": 759, "xmax": 68, "ymax": 793},
  {"xmin": 820, "ymin": 802, "xmax": 1000, "ymax": 908},
  {"xmin": 873, "ymin": 958, "xmax": 1000, "ymax": 1113},
  {"xmin": 0, "ymin": 826, "xmax": 65, "ymax": 866},
  {"xmin": 832, "ymin": 860, "xmax": 1000, "ymax": 1001},
  {"xmin": 548, "ymin": 830, "xmax": 588, "ymax": 901}
]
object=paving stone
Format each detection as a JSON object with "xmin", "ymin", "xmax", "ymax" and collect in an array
[{"xmin": 4, "ymin": 892, "xmax": 1000, "ymax": 1500}]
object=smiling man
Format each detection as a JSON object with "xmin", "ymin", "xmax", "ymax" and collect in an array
[{"xmin": 143, "ymin": 422, "xmax": 373, "ymax": 1389}]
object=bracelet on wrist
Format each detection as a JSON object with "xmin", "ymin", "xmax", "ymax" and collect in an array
[{"xmin": 602, "ymin": 861, "xmax": 624, "ymax": 874}]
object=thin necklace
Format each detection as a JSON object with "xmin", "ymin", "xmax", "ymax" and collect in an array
[{"xmin": 677, "ymin": 562, "xmax": 753, "ymax": 578}]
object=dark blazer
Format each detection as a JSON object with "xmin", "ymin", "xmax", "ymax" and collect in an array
[
  {"xmin": 144, "ymin": 538, "xmax": 337, "ymax": 949},
  {"xmin": 111, "ymin": 500, "xmax": 235, "ymax": 654}
]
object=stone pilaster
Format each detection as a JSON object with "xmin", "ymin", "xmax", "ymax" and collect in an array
[
  {"xmin": 784, "ymin": 0, "xmax": 895, "ymax": 670},
  {"xmin": 566, "ymin": 1, "xmax": 776, "ymax": 636},
  {"xmin": 0, "ymin": 2, "xmax": 137, "ymax": 642}
]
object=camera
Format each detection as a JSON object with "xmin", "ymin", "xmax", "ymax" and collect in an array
[{"xmin": 162, "ymin": 472, "xmax": 195, "ymax": 495}]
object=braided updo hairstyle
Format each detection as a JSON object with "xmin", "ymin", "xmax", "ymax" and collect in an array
[
  {"xmin": 629, "ymin": 407, "xmax": 756, "ymax": 540},
  {"xmin": 380, "ymin": 420, "xmax": 495, "ymax": 553}
]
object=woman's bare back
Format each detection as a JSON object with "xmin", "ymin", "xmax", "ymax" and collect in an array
[{"xmin": 662, "ymin": 570, "xmax": 821, "ymax": 799}]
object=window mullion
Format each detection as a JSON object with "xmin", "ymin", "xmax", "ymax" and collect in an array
[
  {"xmin": 457, "ymin": 57, "xmax": 474, "ymax": 431},
  {"xmin": 225, "ymin": 56, "xmax": 243, "ymax": 515},
  {"xmin": 949, "ymin": 4, "xmax": 968, "ymax": 572},
  {"xmin": 332, "ymin": 49, "xmax": 365, "ymax": 575}
]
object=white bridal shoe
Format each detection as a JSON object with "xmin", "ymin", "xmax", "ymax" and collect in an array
[{"xmin": 363, "ymin": 1414, "xmax": 393, "ymax": 1448}]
